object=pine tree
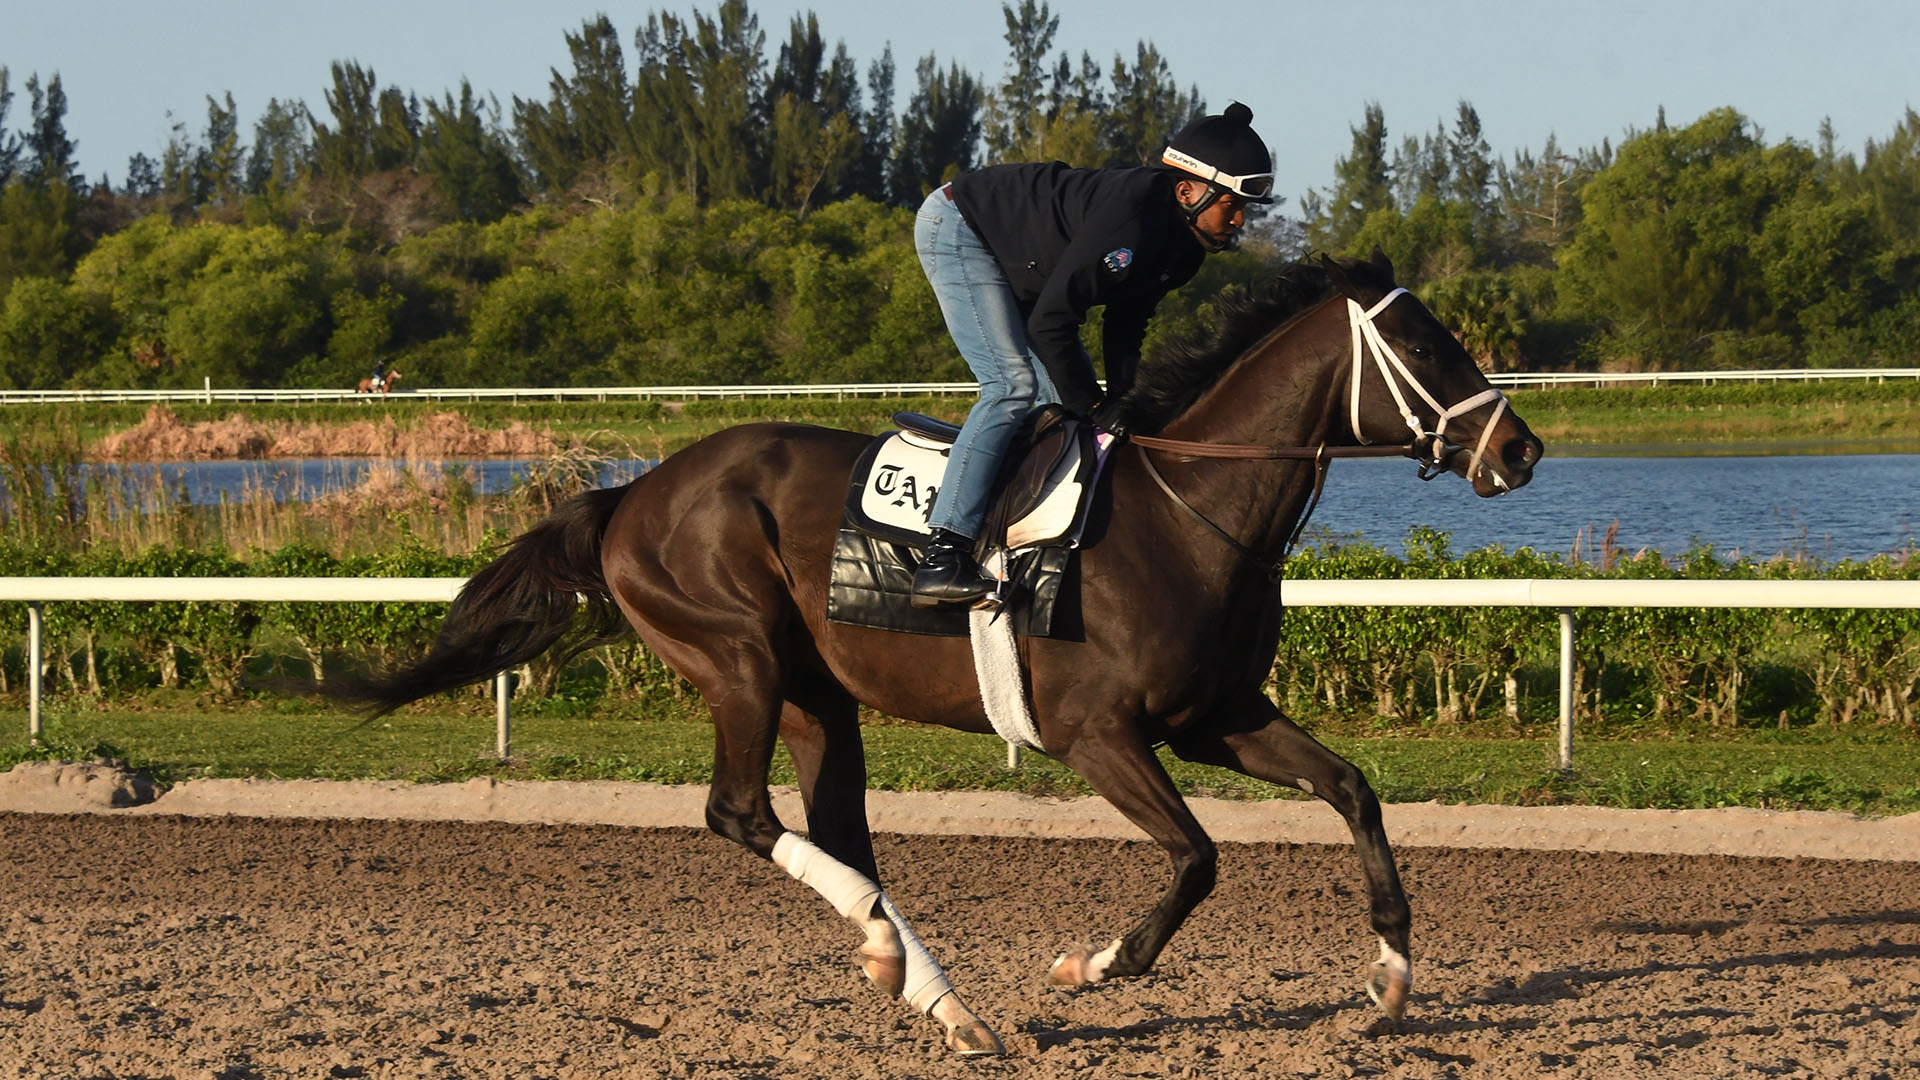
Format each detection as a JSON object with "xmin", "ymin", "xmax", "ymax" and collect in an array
[
  {"xmin": 1314, "ymin": 102, "xmax": 1392, "ymax": 252},
  {"xmin": 1449, "ymin": 100, "xmax": 1493, "ymax": 223},
  {"xmin": 890, "ymin": 55, "xmax": 983, "ymax": 206},
  {"xmin": 0, "ymin": 69, "xmax": 20, "ymax": 189},
  {"xmin": 682, "ymin": 0, "xmax": 768, "ymax": 203},
  {"xmin": 123, "ymin": 153, "xmax": 162, "ymax": 199},
  {"xmin": 311, "ymin": 61, "xmax": 384, "ymax": 178},
  {"xmin": 1105, "ymin": 43, "xmax": 1201, "ymax": 167},
  {"xmin": 422, "ymin": 81, "xmax": 525, "ymax": 222},
  {"xmin": 370, "ymin": 88, "xmax": 420, "ymax": 173},
  {"xmin": 764, "ymin": 15, "xmax": 864, "ymax": 213},
  {"xmin": 23, "ymin": 73, "xmax": 83, "ymax": 193},
  {"xmin": 245, "ymin": 98, "xmax": 313, "ymax": 195},
  {"xmin": 843, "ymin": 47, "xmax": 894, "ymax": 202},
  {"xmin": 199, "ymin": 93, "xmax": 245, "ymax": 206}
]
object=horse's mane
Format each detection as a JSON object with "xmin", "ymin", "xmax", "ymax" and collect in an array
[{"xmin": 1112, "ymin": 258, "xmax": 1387, "ymax": 435}]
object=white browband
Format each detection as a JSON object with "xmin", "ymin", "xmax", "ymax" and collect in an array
[{"xmin": 1347, "ymin": 289, "xmax": 1511, "ymax": 489}]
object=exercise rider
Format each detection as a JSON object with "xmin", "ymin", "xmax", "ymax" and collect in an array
[{"xmin": 909, "ymin": 102, "xmax": 1274, "ymax": 608}]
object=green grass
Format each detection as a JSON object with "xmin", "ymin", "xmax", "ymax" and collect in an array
[
  {"xmin": 1507, "ymin": 381, "xmax": 1920, "ymax": 452},
  {"xmin": 6, "ymin": 693, "xmax": 1916, "ymax": 817}
]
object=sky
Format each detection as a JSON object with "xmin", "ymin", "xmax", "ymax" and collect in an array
[{"xmin": 5, "ymin": 0, "xmax": 1918, "ymax": 209}]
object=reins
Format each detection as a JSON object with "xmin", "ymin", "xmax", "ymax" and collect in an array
[
  {"xmin": 1127, "ymin": 434, "xmax": 1413, "ymax": 460},
  {"xmin": 1128, "ymin": 286, "xmax": 1512, "ymax": 578}
]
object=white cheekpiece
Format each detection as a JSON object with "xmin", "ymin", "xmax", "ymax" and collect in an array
[
  {"xmin": 878, "ymin": 894, "xmax": 957, "ymax": 1015},
  {"xmin": 772, "ymin": 832, "xmax": 881, "ymax": 920}
]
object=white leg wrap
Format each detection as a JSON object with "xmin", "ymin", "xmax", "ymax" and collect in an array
[
  {"xmin": 772, "ymin": 832, "xmax": 881, "ymax": 920},
  {"xmin": 878, "ymin": 894, "xmax": 956, "ymax": 1015}
]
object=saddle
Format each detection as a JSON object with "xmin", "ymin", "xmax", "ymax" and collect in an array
[{"xmin": 827, "ymin": 406, "xmax": 1102, "ymax": 638}]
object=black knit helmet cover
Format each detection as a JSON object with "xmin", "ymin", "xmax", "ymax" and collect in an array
[{"xmin": 1161, "ymin": 101, "xmax": 1274, "ymax": 229}]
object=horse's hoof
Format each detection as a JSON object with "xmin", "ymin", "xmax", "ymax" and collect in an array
[
  {"xmin": 1047, "ymin": 944, "xmax": 1091, "ymax": 986},
  {"xmin": 944, "ymin": 1019, "xmax": 1005, "ymax": 1056},
  {"xmin": 858, "ymin": 947, "xmax": 905, "ymax": 999},
  {"xmin": 1367, "ymin": 957, "xmax": 1411, "ymax": 1020}
]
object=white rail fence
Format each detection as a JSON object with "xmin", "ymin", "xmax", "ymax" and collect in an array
[
  {"xmin": 2, "ymin": 368, "xmax": 1918, "ymax": 406},
  {"xmin": 5, "ymin": 577, "xmax": 1920, "ymax": 767}
]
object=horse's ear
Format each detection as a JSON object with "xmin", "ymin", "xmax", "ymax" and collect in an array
[
  {"xmin": 1317, "ymin": 252, "xmax": 1363, "ymax": 303},
  {"xmin": 1368, "ymin": 246, "xmax": 1396, "ymax": 284}
]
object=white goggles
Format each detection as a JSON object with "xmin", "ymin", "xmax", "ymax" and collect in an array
[{"xmin": 1161, "ymin": 146, "xmax": 1275, "ymax": 201}]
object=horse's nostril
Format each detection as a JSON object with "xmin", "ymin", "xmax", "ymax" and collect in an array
[{"xmin": 1505, "ymin": 438, "xmax": 1541, "ymax": 470}]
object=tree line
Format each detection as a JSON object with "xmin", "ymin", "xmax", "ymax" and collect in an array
[{"xmin": 2, "ymin": 0, "xmax": 1918, "ymax": 392}]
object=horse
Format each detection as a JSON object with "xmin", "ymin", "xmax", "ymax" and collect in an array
[
  {"xmin": 356, "ymin": 369, "xmax": 401, "ymax": 394},
  {"xmin": 325, "ymin": 253, "xmax": 1542, "ymax": 1056}
]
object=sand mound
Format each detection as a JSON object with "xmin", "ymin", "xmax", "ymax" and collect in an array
[
  {"xmin": 91, "ymin": 405, "xmax": 563, "ymax": 461},
  {"xmin": 0, "ymin": 759, "xmax": 158, "ymax": 810},
  {"xmin": 91, "ymin": 405, "xmax": 275, "ymax": 459}
]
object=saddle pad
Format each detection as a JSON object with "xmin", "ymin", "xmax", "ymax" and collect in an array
[
  {"xmin": 845, "ymin": 430, "xmax": 949, "ymax": 545},
  {"xmin": 843, "ymin": 428, "xmax": 1092, "ymax": 551}
]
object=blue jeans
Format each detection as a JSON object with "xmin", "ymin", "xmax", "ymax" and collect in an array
[{"xmin": 915, "ymin": 188, "xmax": 1059, "ymax": 539}]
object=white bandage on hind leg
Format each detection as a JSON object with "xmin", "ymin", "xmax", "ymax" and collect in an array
[
  {"xmin": 772, "ymin": 832, "xmax": 882, "ymax": 920},
  {"xmin": 878, "ymin": 893, "xmax": 956, "ymax": 1015}
]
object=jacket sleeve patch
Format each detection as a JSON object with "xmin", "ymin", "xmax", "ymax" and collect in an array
[{"xmin": 1102, "ymin": 247, "xmax": 1134, "ymax": 274}]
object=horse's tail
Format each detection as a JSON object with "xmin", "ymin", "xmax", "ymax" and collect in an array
[{"xmin": 323, "ymin": 483, "xmax": 634, "ymax": 715}]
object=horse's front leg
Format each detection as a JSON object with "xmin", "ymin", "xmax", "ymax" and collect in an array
[
  {"xmin": 1168, "ymin": 692, "xmax": 1413, "ymax": 1019},
  {"xmin": 1047, "ymin": 723, "xmax": 1219, "ymax": 986}
]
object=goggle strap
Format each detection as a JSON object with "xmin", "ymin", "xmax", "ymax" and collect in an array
[{"xmin": 1161, "ymin": 146, "xmax": 1275, "ymax": 200}]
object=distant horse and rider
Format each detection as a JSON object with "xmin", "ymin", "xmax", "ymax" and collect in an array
[
  {"xmin": 321, "ymin": 251, "xmax": 1544, "ymax": 1056},
  {"xmin": 356, "ymin": 368, "xmax": 401, "ymax": 394}
]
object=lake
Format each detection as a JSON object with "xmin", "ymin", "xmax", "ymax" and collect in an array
[
  {"xmin": 68, "ymin": 451, "xmax": 1920, "ymax": 563},
  {"xmin": 1308, "ymin": 452, "xmax": 1919, "ymax": 562}
]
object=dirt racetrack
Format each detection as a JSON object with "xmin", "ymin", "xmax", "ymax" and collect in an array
[{"xmin": 3, "ymin": 795, "xmax": 1918, "ymax": 1080}]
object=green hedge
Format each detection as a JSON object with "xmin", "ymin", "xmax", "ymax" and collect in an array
[{"xmin": 3, "ymin": 533, "xmax": 1916, "ymax": 733}]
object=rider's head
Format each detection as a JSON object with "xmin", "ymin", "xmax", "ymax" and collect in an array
[{"xmin": 1162, "ymin": 102, "xmax": 1273, "ymax": 252}]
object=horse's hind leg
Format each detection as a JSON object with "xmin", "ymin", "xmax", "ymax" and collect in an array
[
  {"xmin": 1168, "ymin": 692, "xmax": 1413, "ymax": 1019},
  {"xmin": 683, "ymin": 657, "xmax": 990, "ymax": 1045},
  {"xmin": 778, "ymin": 690, "xmax": 1002, "ymax": 1055}
]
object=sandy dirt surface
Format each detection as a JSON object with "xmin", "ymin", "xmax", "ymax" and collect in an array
[{"xmin": 2, "ymin": 768, "xmax": 1917, "ymax": 1079}]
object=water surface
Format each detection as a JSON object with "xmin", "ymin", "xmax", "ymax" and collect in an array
[{"xmin": 55, "ymin": 451, "xmax": 1920, "ymax": 564}]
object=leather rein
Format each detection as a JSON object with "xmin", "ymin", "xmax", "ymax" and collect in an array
[{"xmin": 1123, "ymin": 288, "xmax": 1512, "ymax": 581}]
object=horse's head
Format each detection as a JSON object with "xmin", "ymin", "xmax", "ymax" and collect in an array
[{"xmin": 1322, "ymin": 251, "xmax": 1543, "ymax": 496}]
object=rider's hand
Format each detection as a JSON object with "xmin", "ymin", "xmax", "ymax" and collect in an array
[{"xmin": 1090, "ymin": 402, "xmax": 1130, "ymax": 439}]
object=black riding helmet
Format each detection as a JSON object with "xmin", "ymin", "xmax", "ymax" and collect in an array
[{"xmin": 1161, "ymin": 102, "xmax": 1274, "ymax": 234}]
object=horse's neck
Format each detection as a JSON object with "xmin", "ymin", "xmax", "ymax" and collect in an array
[
  {"xmin": 1161, "ymin": 300, "xmax": 1345, "ymax": 449},
  {"xmin": 1148, "ymin": 300, "xmax": 1348, "ymax": 564}
]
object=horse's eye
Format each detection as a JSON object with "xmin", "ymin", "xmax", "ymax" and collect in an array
[{"xmin": 1409, "ymin": 345, "xmax": 1430, "ymax": 359}]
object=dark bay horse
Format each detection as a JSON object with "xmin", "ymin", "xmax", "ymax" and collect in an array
[{"xmin": 330, "ymin": 253, "xmax": 1542, "ymax": 1055}]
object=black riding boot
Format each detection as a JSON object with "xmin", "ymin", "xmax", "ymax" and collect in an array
[{"xmin": 911, "ymin": 529, "xmax": 996, "ymax": 608}]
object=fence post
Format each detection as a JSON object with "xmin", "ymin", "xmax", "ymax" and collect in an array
[
  {"xmin": 1558, "ymin": 608, "xmax": 1576, "ymax": 772},
  {"xmin": 495, "ymin": 671, "xmax": 511, "ymax": 759},
  {"xmin": 28, "ymin": 602, "xmax": 43, "ymax": 744},
  {"xmin": 1006, "ymin": 742, "xmax": 1020, "ymax": 769}
]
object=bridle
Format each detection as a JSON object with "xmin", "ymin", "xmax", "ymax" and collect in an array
[
  {"xmin": 1126, "ymin": 286, "xmax": 1514, "ymax": 576},
  {"xmin": 1347, "ymin": 288, "xmax": 1510, "ymax": 488}
]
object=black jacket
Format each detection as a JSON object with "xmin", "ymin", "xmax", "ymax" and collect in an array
[{"xmin": 948, "ymin": 162, "xmax": 1206, "ymax": 415}]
